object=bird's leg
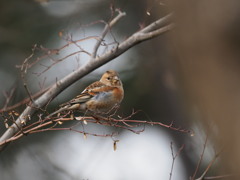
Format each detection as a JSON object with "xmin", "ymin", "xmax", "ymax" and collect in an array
[{"xmin": 92, "ymin": 114, "xmax": 102, "ymax": 123}]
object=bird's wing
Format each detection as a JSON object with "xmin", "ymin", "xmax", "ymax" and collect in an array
[
  {"xmin": 60, "ymin": 81, "xmax": 110, "ymax": 106},
  {"xmin": 81, "ymin": 81, "xmax": 107, "ymax": 94}
]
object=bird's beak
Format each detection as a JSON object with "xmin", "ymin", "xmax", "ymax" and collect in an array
[
  {"xmin": 113, "ymin": 76, "xmax": 120, "ymax": 84},
  {"xmin": 114, "ymin": 76, "xmax": 119, "ymax": 80}
]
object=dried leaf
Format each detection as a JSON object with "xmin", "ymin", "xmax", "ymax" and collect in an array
[
  {"xmin": 113, "ymin": 141, "xmax": 117, "ymax": 151},
  {"xmin": 75, "ymin": 116, "xmax": 82, "ymax": 121},
  {"xmin": 13, "ymin": 111, "xmax": 19, "ymax": 116},
  {"xmin": 113, "ymin": 140, "xmax": 119, "ymax": 151},
  {"xmin": 83, "ymin": 133, "xmax": 87, "ymax": 139},
  {"xmin": 21, "ymin": 120, "xmax": 26, "ymax": 124},
  {"xmin": 58, "ymin": 31, "xmax": 63, "ymax": 37},
  {"xmin": 4, "ymin": 122, "xmax": 9, "ymax": 129},
  {"xmin": 190, "ymin": 131, "xmax": 195, "ymax": 137}
]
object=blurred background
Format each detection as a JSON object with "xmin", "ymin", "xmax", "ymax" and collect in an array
[{"xmin": 1, "ymin": 0, "xmax": 240, "ymax": 179}]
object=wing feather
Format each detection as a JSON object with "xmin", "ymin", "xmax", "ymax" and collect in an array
[{"xmin": 60, "ymin": 81, "xmax": 109, "ymax": 107}]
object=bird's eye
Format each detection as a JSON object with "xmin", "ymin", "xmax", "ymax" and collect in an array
[{"xmin": 107, "ymin": 77, "xmax": 111, "ymax": 80}]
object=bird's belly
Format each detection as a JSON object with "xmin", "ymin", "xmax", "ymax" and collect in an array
[{"xmin": 86, "ymin": 92, "xmax": 119, "ymax": 113}]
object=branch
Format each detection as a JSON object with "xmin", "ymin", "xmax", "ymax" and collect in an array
[
  {"xmin": 0, "ymin": 87, "xmax": 48, "ymax": 113},
  {"xmin": 195, "ymin": 151, "xmax": 220, "ymax": 180},
  {"xmin": 2, "ymin": 87, "xmax": 16, "ymax": 110},
  {"xmin": 201, "ymin": 174, "xmax": 235, "ymax": 179},
  {"xmin": 192, "ymin": 134, "xmax": 209, "ymax": 179},
  {"xmin": 139, "ymin": 13, "xmax": 173, "ymax": 33},
  {"xmin": 0, "ymin": 108, "xmax": 191, "ymax": 147},
  {"xmin": 91, "ymin": 10, "xmax": 126, "ymax": 58},
  {"xmin": 169, "ymin": 142, "xmax": 185, "ymax": 180},
  {"xmin": 0, "ymin": 13, "xmax": 174, "ymax": 151}
]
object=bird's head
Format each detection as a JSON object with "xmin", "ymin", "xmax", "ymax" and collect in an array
[{"xmin": 100, "ymin": 70, "xmax": 122, "ymax": 87}]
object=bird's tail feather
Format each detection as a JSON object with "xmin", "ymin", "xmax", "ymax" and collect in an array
[
  {"xmin": 46, "ymin": 104, "xmax": 81, "ymax": 119},
  {"xmin": 45, "ymin": 106, "xmax": 69, "ymax": 119}
]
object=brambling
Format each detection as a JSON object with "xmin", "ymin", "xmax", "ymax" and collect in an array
[{"xmin": 47, "ymin": 70, "xmax": 124, "ymax": 118}]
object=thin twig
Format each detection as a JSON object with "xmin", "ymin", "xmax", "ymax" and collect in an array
[
  {"xmin": 91, "ymin": 10, "xmax": 126, "ymax": 58},
  {"xmin": 169, "ymin": 142, "xmax": 185, "ymax": 180},
  {"xmin": 0, "ymin": 87, "xmax": 49, "ymax": 113},
  {"xmin": 2, "ymin": 87, "xmax": 16, "ymax": 110},
  {"xmin": 192, "ymin": 133, "xmax": 209, "ymax": 179},
  {"xmin": 20, "ymin": 44, "xmax": 38, "ymax": 105},
  {"xmin": 203, "ymin": 174, "xmax": 235, "ymax": 179},
  {"xmin": 15, "ymin": 36, "xmax": 99, "ymax": 70},
  {"xmin": 195, "ymin": 151, "xmax": 221, "ymax": 180},
  {"xmin": 36, "ymin": 50, "xmax": 88, "ymax": 76},
  {"xmin": 110, "ymin": 119, "xmax": 191, "ymax": 134}
]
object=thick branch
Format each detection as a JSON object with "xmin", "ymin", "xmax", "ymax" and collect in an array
[
  {"xmin": 140, "ymin": 13, "xmax": 173, "ymax": 33},
  {"xmin": 0, "ymin": 13, "xmax": 174, "ymax": 151}
]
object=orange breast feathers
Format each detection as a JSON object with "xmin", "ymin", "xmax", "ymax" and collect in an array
[{"xmin": 112, "ymin": 86, "xmax": 124, "ymax": 103}]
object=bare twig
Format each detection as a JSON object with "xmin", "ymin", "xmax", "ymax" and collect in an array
[
  {"xmin": 195, "ymin": 151, "xmax": 221, "ymax": 180},
  {"xmin": 169, "ymin": 142, "xmax": 185, "ymax": 180},
  {"xmin": 36, "ymin": 50, "xmax": 89, "ymax": 76},
  {"xmin": 20, "ymin": 44, "xmax": 38, "ymax": 105},
  {"xmin": 192, "ymin": 134, "xmax": 209, "ymax": 179},
  {"xmin": 2, "ymin": 87, "xmax": 16, "ymax": 110},
  {"xmin": 202, "ymin": 174, "xmax": 235, "ymax": 179},
  {"xmin": 92, "ymin": 10, "xmax": 126, "ymax": 58},
  {"xmin": 15, "ymin": 36, "xmax": 98, "ymax": 70},
  {"xmin": 0, "ymin": 108, "xmax": 191, "ymax": 147},
  {"xmin": 0, "ymin": 87, "xmax": 49, "ymax": 113}
]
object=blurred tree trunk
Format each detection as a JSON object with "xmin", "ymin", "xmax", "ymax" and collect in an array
[{"xmin": 170, "ymin": 0, "xmax": 240, "ymax": 176}]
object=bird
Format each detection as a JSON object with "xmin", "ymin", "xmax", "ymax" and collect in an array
[{"xmin": 46, "ymin": 70, "xmax": 124, "ymax": 118}]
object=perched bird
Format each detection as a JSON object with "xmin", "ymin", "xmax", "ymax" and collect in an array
[{"xmin": 46, "ymin": 70, "xmax": 124, "ymax": 118}]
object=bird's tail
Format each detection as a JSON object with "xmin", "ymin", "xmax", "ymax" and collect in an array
[
  {"xmin": 45, "ymin": 106, "xmax": 69, "ymax": 119},
  {"xmin": 46, "ymin": 103, "xmax": 81, "ymax": 119}
]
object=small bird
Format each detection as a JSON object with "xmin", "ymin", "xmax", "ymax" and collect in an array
[{"xmin": 46, "ymin": 70, "xmax": 124, "ymax": 118}]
